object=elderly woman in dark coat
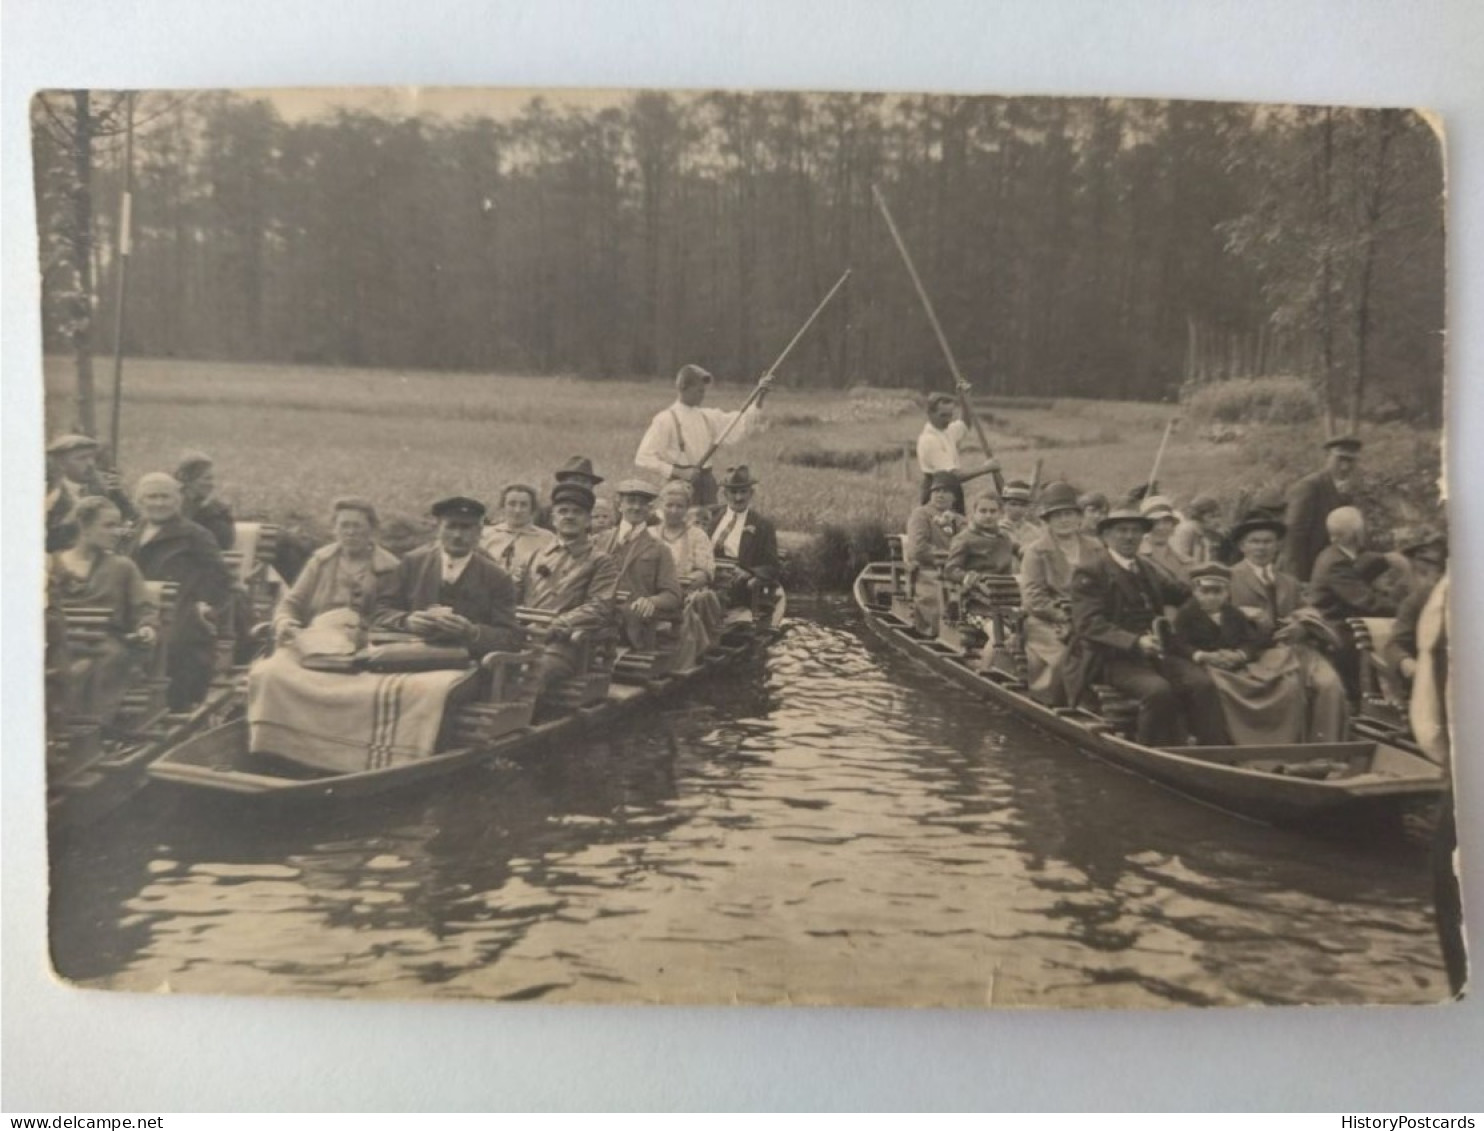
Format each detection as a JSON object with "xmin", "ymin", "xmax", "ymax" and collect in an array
[
  {"xmin": 50, "ymin": 496, "xmax": 160, "ymax": 728},
  {"xmin": 121, "ymin": 472, "xmax": 234, "ymax": 711}
]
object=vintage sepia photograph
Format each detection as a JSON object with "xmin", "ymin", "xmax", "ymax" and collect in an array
[{"xmin": 34, "ymin": 85, "xmax": 1460, "ymax": 1010}]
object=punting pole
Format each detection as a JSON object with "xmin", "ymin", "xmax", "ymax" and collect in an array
[
  {"xmin": 1146, "ymin": 416, "xmax": 1176, "ymax": 497},
  {"xmin": 871, "ymin": 184, "xmax": 1004, "ymax": 494},
  {"xmin": 696, "ymin": 267, "xmax": 852, "ymax": 472},
  {"xmin": 108, "ymin": 91, "xmax": 136, "ymax": 464}
]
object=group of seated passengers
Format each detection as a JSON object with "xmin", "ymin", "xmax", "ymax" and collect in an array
[
  {"xmin": 266, "ymin": 456, "xmax": 780, "ymax": 698},
  {"xmin": 904, "ymin": 475, "xmax": 1444, "ymax": 749}
]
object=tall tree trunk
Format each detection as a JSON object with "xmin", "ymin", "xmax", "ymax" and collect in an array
[
  {"xmin": 69, "ymin": 90, "xmax": 96, "ymax": 437},
  {"xmin": 1350, "ymin": 112, "xmax": 1395, "ymax": 432},
  {"xmin": 1318, "ymin": 107, "xmax": 1337, "ymax": 438}
]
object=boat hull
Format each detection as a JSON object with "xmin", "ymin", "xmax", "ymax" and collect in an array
[{"xmin": 852, "ymin": 564, "xmax": 1445, "ymax": 827}]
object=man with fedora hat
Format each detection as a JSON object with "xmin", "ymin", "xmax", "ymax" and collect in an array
[
  {"xmin": 1280, "ymin": 434, "xmax": 1363, "ymax": 582},
  {"xmin": 46, "ymin": 433, "xmax": 136, "ymax": 551},
  {"xmin": 1227, "ymin": 510, "xmax": 1303, "ymax": 635},
  {"xmin": 522, "ymin": 476, "xmax": 621, "ymax": 693},
  {"xmin": 708, "ymin": 465, "xmax": 779, "ymax": 610},
  {"xmin": 374, "ymin": 496, "xmax": 522, "ymax": 657},
  {"xmin": 635, "ymin": 364, "xmax": 772, "ymax": 507},
  {"xmin": 1384, "ymin": 534, "xmax": 1448, "ymax": 689},
  {"xmin": 1065, "ymin": 506, "xmax": 1231, "ymax": 746},
  {"xmin": 553, "ymin": 456, "xmax": 605, "ymax": 491},
  {"xmin": 597, "ymin": 479, "xmax": 683, "ymax": 649}
]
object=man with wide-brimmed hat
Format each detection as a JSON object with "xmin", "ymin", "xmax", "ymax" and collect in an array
[
  {"xmin": 597, "ymin": 479, "xmax": 683, "ymax": 649},
  {"xmin": 635, "ymin": 364, "xmax": 772, "ymax": 507},
  {"xmin": 373, "ymin": 496, "xmax": 522, "ymax": 657},
  {"xmin": 1384, "ymin": 533, "xmax": 1448, "ymax": 688},
  {"xmin": 1064, "ymin": 506, "xmax": 1231, "ymax": 746},
  {"xmin": 707, "ymin": 465, "xmax": 779, "ymax": 610},
  {"xmin": 1280, "ymin": 434, "xmax": 1363, "ymax": 582},
  {"xmin": 522, "ymin": 476, "xmax": 621, "ymax": 693},
  {"xmin": 45, "ymin": 432, "xmax": 136, "ymax": 551}
]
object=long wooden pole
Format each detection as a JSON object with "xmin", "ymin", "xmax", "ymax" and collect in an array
[
  {"xmin": 1146, "ymin": 416, "xmax": 1176, "ymax": 497},
  {"xmin": 871, "ymin": 185, "xmax": 1002, "ymax": 493},
  {"xmin": 108, "ymin": 91, "xmax": 136, "ymax": 465},
  {"xmin": 697, "ymin": 267, "xmax": 851, "ymax": 471}
]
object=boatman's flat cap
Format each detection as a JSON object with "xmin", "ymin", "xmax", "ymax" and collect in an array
[
  {"xmin": 1190, "ymin": 562, "xmax": 1232, "ymax": 587},
  {"xmin": 675, "ymin": 364, "xmax": 713, "ymax": 390},
  {"xmin": 47, "ymin": 433, "xmax": 101, "ymax": 456},
  {"xmin": 1324, "ymin": 435, "xmax": 1363, "ymax": 453},
  {"xmin": 614, "ymin": 478, "xmax": 660, "ymax": 500},
  {"xmin": 554, "ymin": 456, "xmax": 604, "ymax": 486},
  {"xmin": 431, "ymin": 496, "xmax": 487, "ymax": 522},
  {"xmin": 550, "ymin": 481, "xmax": 596, "ymax": 511}
]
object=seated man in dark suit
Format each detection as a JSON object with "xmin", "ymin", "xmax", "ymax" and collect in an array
[
  {"xmin": 707, "ymin": 465, "xmax": 780, "ymax": 611},
  {"xmin": 1309, "ymin": 505, "xmax": 1402, "ymax": 698},
  {"xmin": 1065, "ymin": 507, "xmax": 1231, "ymax": 747},
  {"xmin": 373, "ymin": 496, "xmax": 522, "ymax": 657},
  {"xmin": 596, "ymin": 479, "xmax": 683, "ymax": 649}
]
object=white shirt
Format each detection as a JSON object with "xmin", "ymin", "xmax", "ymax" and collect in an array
[
  {"xmin": 635, "ymin": 400, "xmax": 759, "ymax": 479},
  {"xmin": 711, "ymin": 507, "xmax": 748, "ymax": 558},
  {"xmin": 916, "ymin": 420, "xmax": 968, "ymax": 474},
  {"xmin": 1107, "ymin": 548, "xmax": 1141, "ymax": 573},
  {"xmin": 440, "ymin": 548, "xmax": 474, "ymax": 587}
]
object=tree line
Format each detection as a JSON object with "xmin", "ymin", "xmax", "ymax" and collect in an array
[{"xmin": 33, "ymin": 90, "xmax": 1444, "ymax": 430}]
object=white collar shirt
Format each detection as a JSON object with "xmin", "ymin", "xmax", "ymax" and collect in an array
[
  {"xmin": 713, "ymin": 508, "xmax": 749, "ymax": 558},
  {"xmin": 440, "ymin": 548, "xmax": 474, "ymax": 586},
  {"xmin": 916, "ymin": 420, "xmax": 969, "ymax": 474},
  {"xmin": 1107, "ymin": 548, "xmax": 1140, "ymax": 573}
]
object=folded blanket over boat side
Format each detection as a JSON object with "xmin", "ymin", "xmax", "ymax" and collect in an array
[{"xmin": 247, "ymin": 649, "xmax": 478, "ymax": 773}]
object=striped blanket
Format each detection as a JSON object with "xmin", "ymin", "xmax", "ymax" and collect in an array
[{"xmin": 247, "ymin": 649, "xmax": 478, "ymax": 773}]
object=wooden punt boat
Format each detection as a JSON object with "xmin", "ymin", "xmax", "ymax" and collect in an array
[
  {"xmin": 148, "ymin": 586, "xmax": 785, "ymax": 804},
  {"xmin": 853, "ymin": 561, "xmax": 1444, "ymax": 827}
]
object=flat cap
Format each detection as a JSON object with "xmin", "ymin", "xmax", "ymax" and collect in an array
[
  {"xmin": 550, "ymin": 481, "xmax": 596, "ymax": 511},
  {"xmin": 47, "ymin": 433, "xmax": 101, "ymax": 456},
  {"xmin": 614, "ymin": 478, "xmax": 660, "ymax": 500},
  {"xmin": 1324, "ymin": 435, "xmax": 1363, "ymax": 453},
  {"xmin": 430, "ymin": 496, "xmax": 487, "ymax": 522}
]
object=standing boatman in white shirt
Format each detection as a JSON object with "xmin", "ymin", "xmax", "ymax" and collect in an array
[
  {"xmin": 634, "ymin": 364, "xmax": 773, "ymax": 507},
  {"xmin": 916, "ymin": 391, "xmax": 1001, "ymax": 514}
]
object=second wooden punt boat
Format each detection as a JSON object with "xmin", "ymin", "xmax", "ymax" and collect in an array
[{"xmin": 853, "ymin": 562, "xmax": 1445, "ymax": 827}]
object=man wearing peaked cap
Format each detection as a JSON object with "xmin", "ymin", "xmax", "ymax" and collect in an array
[
  {"xmin": 373, "ymin": 494, "xmax": 521, "ymax": 657},
  {"xmin": 634, "ymin": 364, "xmax": 772, "ymax": 507},
  {"xmin": 1386, "ymin": 534, "xmax": 1448, "ymax": 687},
  {"xmin": 46, "ymin": 433, "xmax": 136, "ymax": 551},
  {"xmin": 1280, "ymin": 434, "xmax": 1363, "ymax": 582},
  {"xmin": 708, "ymin": 465, "xmax": 780, "ymax": 611},
  {"xmin": 595, "ymin": 478, "xmax": 682, "ymax": 649}
]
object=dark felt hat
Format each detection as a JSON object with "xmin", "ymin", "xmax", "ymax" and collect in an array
[
  {"xmin": 431, "ymin": 496, "xmax": 487, "ymax": 522},
  {"xmin": 1401, "ymin": 534, "xmax": 1447, "ymax": 568},
  {"xmin": 1097, "ymin": 507, "xmax": 1153, "ymax": 535},
  {"xmin": 1038, "ymin": 482, "xmax": 1080, "ymax": 518},
  {"xmin": 550, "ymin": 481, "xmax": 596, "ymax": 511},
  {"xmin": 1230, "ymin": 511, "xmax": 1288, "ymax": 544},
  {"xmin": 928, "ymin": 470, "xmax": 958, "ymax": 493},
  {"xmin": 554, "ymin": 456, "xmax": 604, "ymax": 486},
  {"xmin": 1324, "ymin": 435, "xmax": 1363, "ymax": 453},
  {"xmin": 721, "ymin": 465, "xmax": 760, "ymax": 491}
]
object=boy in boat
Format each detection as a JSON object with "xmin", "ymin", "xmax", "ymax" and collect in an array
[
  {"xmin": 522, "ymin": 478, "xmax": 621, "ymax": 694},
  {"xmin": 596, "ymin": 479, "xmax": 683, "ymax": 650},
  {"xmin": 944, "ymin": 492, "xmax": 1018, "ymax": 602},
  {"xmin": 1065, "ymin": 507, "xmax": 1231, "ymax": 747},
  {"xmin": 373, "ymin": 496, "xmax": 523, "ymax": 657}
]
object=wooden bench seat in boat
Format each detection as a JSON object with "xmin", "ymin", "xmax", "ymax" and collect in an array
[{"xmin": 516, "ymin": 605, "xmax": 614, "ymax": 708}]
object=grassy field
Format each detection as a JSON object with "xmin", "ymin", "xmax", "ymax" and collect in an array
[{"xmin": 44, "ymin": 357, "xmax": 1257, "ymax": 541}]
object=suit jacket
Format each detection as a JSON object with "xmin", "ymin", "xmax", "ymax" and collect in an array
[
  {"xmin": 1171, "ymin": 599, "xmax": 1266, "ymax": 662},
  {"xmin": 595, "ymin": 527, "xmax": 682, "ymax": 614},
  {"xmin": 372, "ymin": 545, "xmax": 522, "ymax": 656},
  {"xmin": 520, "ymin": 537, "xmax": 621, "ymax": 634},
  {"xmin": 1309, "ymin": 544, "xmax": 1397, "ymax": 623},
  {"xmin": 122, "ymin": 515, "xmax": 233, "ymax": 646},
  {"xmin": 1280, "ymin": 470, "xmax": 1354, "ymax": 582},
  {"xmin": 1228, "ymin": 559, "xmax": 1304, "ymax": 634},
  {"xmin": 708, "ymin": 507, "xmax": 780, "ymax": 585},
  {"xmin": 1064, "ymin": 552, "xmax": 1192, "ymax": 707}
]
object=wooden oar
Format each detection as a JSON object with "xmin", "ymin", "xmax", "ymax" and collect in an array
[
  {"xmin": 872, "ymin": 185, "xmax": 1004, "ymax": 494},
  {"xmin": 1146, "ymin": 416, "xmax": 1176, "ymax": 497},
  {"xmin": 695, "ymin": 268, "xmax": 852, "ymax": 472}
]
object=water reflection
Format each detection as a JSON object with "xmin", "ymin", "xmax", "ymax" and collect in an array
[{"xmin": 49, "ymin": 598, "xmax": 1449, "ymax": 1008}]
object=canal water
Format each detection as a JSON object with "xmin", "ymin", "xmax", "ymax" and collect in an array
[{"xmin": 49, "ymin": 598, "xmax": 1450, "ymax": 1009}]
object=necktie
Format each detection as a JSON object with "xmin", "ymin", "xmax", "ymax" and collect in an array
[{"xmin": 713, "ymin": 511, "xmax": 738, "ymax": 553}]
